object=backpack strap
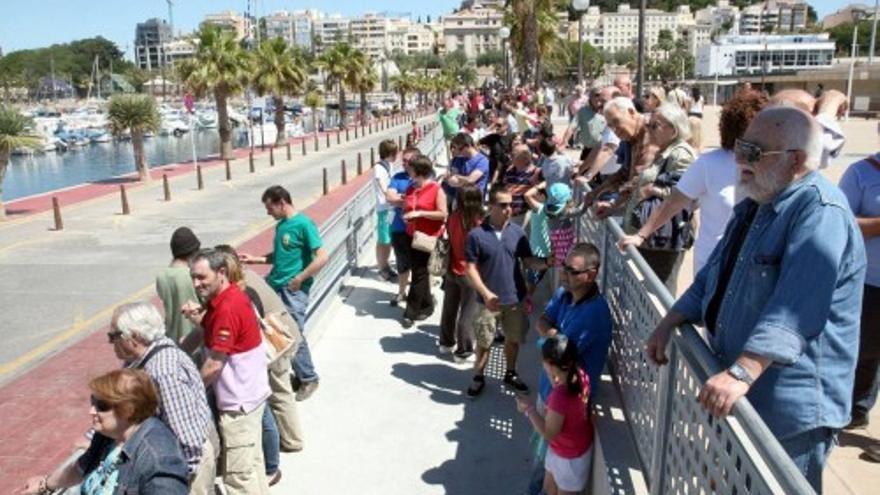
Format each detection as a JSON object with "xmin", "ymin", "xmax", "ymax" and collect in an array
[
  {"xmin": 134, "ymin": 343, "xmax": 175, "ymax": 370},
  {"xmin": 865, "ymin": 154, "xmax": 880, "ymax": 171}
]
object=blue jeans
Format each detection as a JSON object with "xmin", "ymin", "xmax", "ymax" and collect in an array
[
  {"xmin": 778, "ymin": 427, "xmax": 837, "ymax": 493},
  {"xmin": 262, "ymin": 406, "xmax": 280, "ymax": 475},
  {"xmin": 277, "ymin": 287, "xmax": 319, "ymax": 383}
]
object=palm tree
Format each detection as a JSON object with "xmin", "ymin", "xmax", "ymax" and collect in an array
[
  {"xmin": 0, "ymin": 106, "xmax": 42, "ymax": 220},
  {"xmin": 390, "ymin": 73, "xmax": 417, "ymax": 112},
  {"xmin": 315, "ymin": 43, "xmax": 363, "ymax": 128},
  {"xmin": 353, "ymin": 61, "xmax": 378, "ymax": 125},
  {"xmin": 106, "ymin": 94, "xmax": 161, "ymax": 182},
  {"xmin": 177, "ymin": 26, "xmax": 249, "ymax": 159},
  {"xmin": 504, "ymin": 0, "xmax": 560, "ymax": 85},
  {"xmin": 303, "ymin": 87, "xmax": 325, "ymax": 138},
  {"xmin": 251, "ymin": 37, "xmax": 308, "ymax": 147}
]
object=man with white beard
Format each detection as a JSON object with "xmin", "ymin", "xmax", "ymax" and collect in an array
[{"xmin": 645, "ymin": 106, "xmax": 866, "ymax": 493}]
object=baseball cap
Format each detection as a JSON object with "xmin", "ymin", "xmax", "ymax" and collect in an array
[{"xmin": 546, "ymin": 183, "xmax": 572, "ymax": 215}]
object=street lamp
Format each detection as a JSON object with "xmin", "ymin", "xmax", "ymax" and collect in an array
[
  {"xmin": 499, "ymin": 27, "xmax": 511, "ymax": 88},
  {"xmin": 573, "ymin": 0, "xmax": 590, "ymax": 86},
  {"xmin": 847, "ymin": 9, "xmax": 865, "ymax": 120}
]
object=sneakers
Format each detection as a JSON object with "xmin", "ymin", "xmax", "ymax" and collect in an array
[
  {"xmin": 503, "ymin": 370, "xmax": 529, "ymax": 393},
  {"xmin": 466, "ymin": 375, "xmax": 486, "ymax": 398},
  {"xmin": 379, "ymin": 266, "xmax": 398, "ymax": 282},
  {"xmin": 268, "ymin": 470, "xmax": 282, "ymax": 487},
  {"xmin": 845, "ymin": 414, "xmax": 870, "ymax": 430},
  {"xmin": 401, "ymin": 317, "xmax": 414, "ymax": 329},
  {"xmin": 865, "ymin": 443, "xmax": 880, "ymax": 463},
  {"xmin": 390, "ymin": 293, "xmax": 406, "ymax": 307},
  {"xmin": 295, "ymin": 381, "xmax": 319, "ymax": 401},
  {"xmin": 438, "ymin": 344, "xmax": 454, "ymax": 355},
  {"xmin": 453, "ymin": 349, "xmax": 474, "ymax": 361}
]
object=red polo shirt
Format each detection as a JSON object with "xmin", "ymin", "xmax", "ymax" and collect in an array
[{"xmin": 202, "ymin": 284, "xmax": 262, "ymax": 355}]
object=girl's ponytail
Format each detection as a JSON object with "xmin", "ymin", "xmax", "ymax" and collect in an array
[{"xmin": 541, "ymin": 335, "xmax": 584, "ymax": 396}]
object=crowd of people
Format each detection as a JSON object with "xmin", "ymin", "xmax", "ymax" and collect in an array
[{"xmin": 15, "ymin": 73, "xmax": 877, "ymax": 494}]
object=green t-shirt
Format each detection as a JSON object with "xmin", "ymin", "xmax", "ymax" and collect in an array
[
  {"xmin": 438, "ymin": 107, "xmax": 461, "ymax": 139},
  {"xmin": 266, "ymin": 213, "xmax": 323, "ymax": 293},
  {"xmin": 155, "ymin": 265, "xmax": 198, "ymax": 344}
]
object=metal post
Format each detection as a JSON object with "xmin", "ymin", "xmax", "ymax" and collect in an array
[
  {"xmin": 286, "ymin": 141, "xmax": 291, "ymax": 161},
  {"xmin": 336, "ymin": 131, "xmax": 341, "ymax": 145},
  {"xmin": 302, "ymin": 139, "xmax": 307, "ymax": 156},
  {"xmin": 355, "ymin": 125, "xmax": 359, "ymax": 139},
  {"xmin": 341, "ymin": 159, "xmax": 348, "ymax": 185},
  {"xmin": 871, "ymin": 0, "xmax": 878, "ymax": 64},
  {"xmin": 370, "ymin": 147, "xmax": 375, "ymax": 167},
  {"xmin": 847, "ymin": 22, "xmax": 860, "ymax": 120},
  {"xmin": 163, "ymin": 174, "xmax": 171, "ymax": 201},
  {"xmin": 357, "ymin": 152, "xmax": 363, "ymax": 174},
  {"xmin": 577, "ymin": 15, "xmax": 584, "ymax": 85},
  {"xmin": 250, "ymin": 152, "xmax": 255, "ymax": 173},
  {"xmin": 269, "ymin": 147, "xmax": 275, "ymax": 167},
  {"xmin": 636, "ymin": 0, "xmax": 647, "ymax": 97},
  {"xmin": 120, "ymin": 185, "xmax": 130, "ymax": 215},
  {"xmin": 314, "ymin": 134, "xmax": 319, "ymax": 152},
  {"xmin": 398, "ymin": 135, "xmax": 403, "ymax": 150},
  {"xmin": 346, "ymin": 128, "xmax": 350, "ymax": 141},
  {"xmin": 225, "ymin": 159, "xmax": 232, "ymax": 181},
  {"xmin": 326, "ymin": 132, "xmax": 330, "ymax": 148},
  {"xmin": 197, "ymin": 165, "xmax": 204, "ymax": 190},
  {"xmin": 52, "ymin": 196, "xmax": 63, "ymax": 230},
  {"xmin": 322, "ymin": 168, "xmax": 329, "ymax": 195}
]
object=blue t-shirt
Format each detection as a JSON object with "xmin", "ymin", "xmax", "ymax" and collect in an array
[
  {"xmin": 538, "ymin": 287, "xmax": 613, "ymax": 402},
  {"xmin": 447, "ymin": 152, "xmax": 491, "ymax": 200},
  {"xmin": 839, "ymin": 152, "xmax": 880, "ymax": 287},
  {"xmin": 389, "ymin": 171, "xmax": 413, "ymax": 233},
  {"xmin": 465, "ymin": 220, "xmax": 533, "ymax": 305}
]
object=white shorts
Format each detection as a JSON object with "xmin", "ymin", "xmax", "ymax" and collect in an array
[{"xmin": 544, "ymin": 446, "xmax": 593, "ymax": 492}]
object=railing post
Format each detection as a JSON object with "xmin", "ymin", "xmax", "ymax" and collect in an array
[
  {"xmin": 163, "ymin": 174, "xmax": 171, "ymax": 202},
  {"xmin": 648, "ymin": 344, "xmax": 677, "ymax": 495},
  {"xmin": 52, "ymin": 196, "xmax": 63, "ymax": 230},
  {"xmin": 120, "ymin": 184, "xmax": 130, "ymax": 215}
]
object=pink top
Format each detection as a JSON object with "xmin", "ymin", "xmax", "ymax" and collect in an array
[
  {"xmin": 546, "ymin": 369, "xmax": 594, "ymax": 458},
  {"xmin": 214, "ymin": 343, "xmax": 271, "ymax": 413}
]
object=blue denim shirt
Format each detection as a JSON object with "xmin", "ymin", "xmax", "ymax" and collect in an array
[
  {"xmin": 671, "ymin": 172, "xmax": 866, "ymax": 439},
  {"xmin": 78, "ymin": 417, "xmax": 189, "ymax": 494}
]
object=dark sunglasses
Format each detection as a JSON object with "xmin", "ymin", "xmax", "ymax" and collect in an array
[
  {"xmin": 107, "ymin": 329, "xmax": 123, "ymax": 343},
  {"xmin": 734, "ymin": 139, "xmax": 794, "ymax": 165},
  {"xmin": 563, "ymin": 264, "xmax": 597, "ymax": 275},
  {"xmin": 90, "ymin": 395, "xmax": 113, "ymax": 413}
]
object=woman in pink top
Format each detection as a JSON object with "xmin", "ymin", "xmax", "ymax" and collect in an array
[{"xmin": 517, "ymin": 336, "xmax": 594, "ymax": 495}]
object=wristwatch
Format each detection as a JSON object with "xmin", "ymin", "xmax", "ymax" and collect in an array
[{"xmin": 727, "ymin": 363, "xmax": 755, "ymax": 386}]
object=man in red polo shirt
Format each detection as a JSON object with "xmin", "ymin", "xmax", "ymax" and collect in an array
[{"xmin": 183, "ymin": 249, "xmax": 270, "ymax": 495}]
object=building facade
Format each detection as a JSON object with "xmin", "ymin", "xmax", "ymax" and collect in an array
[
  {"xmin": 135, "ymin": 18, "xmax": 173, "ymax": 70},
  {"xmin": 582, "ymin": 4, "xmax": 694, "ymax": 55},
  {"xmin": 441, "ymin": 4, "xmax": 504, "ymax": 59},
  {"xmin": 263, "ymin": 10, "xmax": 319, "ymax": 51},
  {"xmin": 696, "ymin": 33, "xmax": 835, "ymax": 77},
  {"xmin": 739, "ymin": 1, "xmax": 808, "ymax": 35},
  {"xmin": 822, "ymin": 3, "xmax": 877, "ymax": 29},
  {"xmin": 201, "ymin": 10, "xmax": 249, "ymax": 41},
  {"xmin": 316, "ymin": 15, "xmax": 351, "ymax": 53}
]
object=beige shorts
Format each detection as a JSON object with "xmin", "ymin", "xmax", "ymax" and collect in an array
[{"xmin": 474, "ymin": 303, "xmax": 528, "ymax": 349}]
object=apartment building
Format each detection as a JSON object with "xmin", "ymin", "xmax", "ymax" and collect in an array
[
  {"xmin": 134, "ymin": 18, "xmax": 173, "ymax": 70},
  {"xmin": 263, "ymin": 10, "xmax": 320, "ymax": 51},
  {"xmin": 441, "ymin": 4, "xmax": 504, "ymax": 59},
  {"xmin": 316, "ymin": 15, "xmax": 351, "ymax": 52},
  {"xmin": 739, "ymin": 1, "xmax": 808, "ymax": 35},
  {"xmin": 201, "ymin": 10, "xmax": 249, "ymax": 41},
  {"xmin": 587, "ymin": 4, "xmax": 694, "ymax": 55}
]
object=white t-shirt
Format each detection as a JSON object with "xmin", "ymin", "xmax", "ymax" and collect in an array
[
  {"xmin": 814, "ymin": 113, "xmax": 845, "ymax": 169},
  {"xmin": 373, "ymin": 160, "xmax": 393, "ymax": 212},
  {"xmin": 674, "ymin": 148, "xmax": 739, "ymax": 273},
  {"xmin": 598, "ymin": 127, "xmax": 622, "ymax": 176}
]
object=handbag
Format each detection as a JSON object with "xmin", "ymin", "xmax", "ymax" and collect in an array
[
  {"xmin": 428, "ymin": 236, "xmax": 450, "ymax": 277},
  {"xmin": 412, "ymin": 230, "xmax": 438, "ymax": 253},
  {"xmin": 252, "ymin": 304, "xmax": 296, "ymax": 365}
]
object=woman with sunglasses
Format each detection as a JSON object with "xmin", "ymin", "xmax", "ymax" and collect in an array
[
  {"xmin": 621, "ymin": 103, "xmax": 697, "ymax": 294},
  {"xmin": 19, "ymin": 369, "xmax": 188, "ymax": 495}
]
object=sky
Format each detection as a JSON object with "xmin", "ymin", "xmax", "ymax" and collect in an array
[
  {"xmin": 0, "ymin": 0, "xmax": 852, "ymax": 59},
  {"xmin": 0, "ymin": 0, "xmax": 461, "ymax": 58}
]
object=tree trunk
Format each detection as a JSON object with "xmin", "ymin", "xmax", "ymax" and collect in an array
[
  {"xmin": 311, "ymin": 111, "xmax": 318, "ymax": 138},
  {"xmin": 273, "ymin": 95, "xmax": 286, "ymax": 147},
  {"xmin": 400, "ymin": 90, "xmax": 406, "ymax": 112},
  {"xmin": 338, "ymin": 86, "xmax": 347, "ymax": 128},
  {"xmin": 133, "ymin": 131, "xmax": 150, "ymax": 182},
  {"xmin": 215, "ymin": 88, "xmax": 233, "ymax": 160},
  {"xmin": 0, "ymin": 150, "xmax": 8, "ymax": 220},
  {"xmin": 360, "ymin": 89, "xmax": 368, "ymax": 126}
]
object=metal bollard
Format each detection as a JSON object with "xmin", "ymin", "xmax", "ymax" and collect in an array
[
  {"xmin": 286, "ymin": 141, "xmax": 292, "ymax": 161},
  {"xmin": 346, "ymin": 128, "xmax": 350, "ymax": 141},
  {"xmin": 314, "ymin": 134, "xmax": 319, "ymax": 152},
  {"xmin": 336, "ymin": 131, "xmax": 341, "ymax": 145},
  {"xmin": 120, "ymin": 184, "xmax": 130, "ymax": 215},
  {"xmin": 326, "ymin": 132, "xmax": 330, "ymax": 149},
  {"xmin": 301, "ymin": 139, "xmax": 307, "ymax": 156},
  {"xmin": 354, "ymin": 125, "xmax": 358, "ymax": 139},
  {"xmin": 163, "ymin": 174, "xmax": 171, "ymax": 201},
  {"xmin": 225, "ymin": 159, "xmax": 232, "ymax": 181},
  {"xmin": 357, "ymin": 152, "xmax": 363, "ymax": 175},
  {"xmin": 370, "ymin": 147, "xmax": 375, "ymax": 167},
  {"xmin": 249, "ymin": 152, "xmax": 255, "ymax": 173},
  {"xmin": 322, "ymin": 168, "xmax": 329, "ymax": 195},
  {"xmin": 197, "ymin": 165, "xmax": 204, "ymax": 190},
  {"xmin": 52, "ymin": 196, "xmax": 63, "ymax": 230},
  {"xmin": 342, "ymin": 159, "xmax": 348, "ymax": 185},
  {"xmin": 398, "ymin": 135, "xmax": 403, "ymax": 150},
  {"xmin": 270, "ymin": 146, "xmax": 275, "ymax": 167}
]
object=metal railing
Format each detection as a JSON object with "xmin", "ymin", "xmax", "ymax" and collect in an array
[
  {"xmin": 578, "ymin": 215, "xmax": 815, "ymax": 494},
  {"xmin": 303, "ymin": 121, "xmax": 444, "ymax": 331}
]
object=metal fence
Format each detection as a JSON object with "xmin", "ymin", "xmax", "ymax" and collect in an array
[
  {"xmin": 303, "ymin": 122, "xmax": 445, "ymax": 332},
  {"xmin": 578, "ymin": 215, "xmax": 815, "ymax": 495}
]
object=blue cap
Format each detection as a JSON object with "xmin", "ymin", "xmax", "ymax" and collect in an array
[{"xmin": 546, "ymin": 183, "xmax": 572, "ymax": 215}]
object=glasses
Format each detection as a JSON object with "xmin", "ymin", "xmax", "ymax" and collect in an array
[
  {"xmin": 563, "ymin": 264, "xmax": 597, "ymax": 275},
  {"xmin": 734, "ymin": 139, "xmax": 794, "ymax": 165},
  {"xmin": 492, "ymin": 201, "xmax": 513, "ymax": 208},
  {"xmin": 106, "ymin": 329, "xmax": 123, "ymax": 343},
  {"xmin": 90, "ymin": 395, "xmax": 113, "ymax": 413}
]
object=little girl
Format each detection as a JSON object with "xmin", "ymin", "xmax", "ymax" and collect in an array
[
  {"xmin": 517, "ymin": 336, "xmax": 594, "ymax": 495},
  {"xmin": 525, "ymin": 182, "xmax": 579, "ymax": 292}
]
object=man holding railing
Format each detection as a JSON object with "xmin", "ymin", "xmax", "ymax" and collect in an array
[{"xmin": 645, "ymin": 106, "xmax": 866, "ymax": 493}]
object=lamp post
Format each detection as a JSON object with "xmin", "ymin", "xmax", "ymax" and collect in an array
[
  {"xmin": 636, "ymin": 0, "xmax": 647, "ymax": 98},
  {"xmin": 847, "ymin": 10, "xmax": 864, "ymax": 121},
  {"xmin": 499, "ymin": 27, "xmax": 511, "ymax": 88},
  {"xmin": 573, "ymin": 0, "xmax": 590, "ymax": 86},
  {"xmin": 870, "ymin": 0, "xmax": 878, "ymax": 64}
]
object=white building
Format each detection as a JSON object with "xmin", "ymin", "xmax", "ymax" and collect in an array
[
  {"xmin": 201, "ymin": 11, "xmax": 250, "ymax": 41},
  {"xmin": 739, "ymin": 1, "xmax": 809, "ymax": 35},
  {"xmin": 316, "ymin": 15, "xmax": 351, "ymax": 52},
  {"xmin": 163, "ymin": 37, "xmax": 197, "ymax": 65},
  {"xmin": 590, "ymin": 4, "xmax": 694, "ymax": 55},
  {"xmin": 695, "ymin": 0, "xmax": 741, "ymax": 35},
  {"xmin": 263, "ymin": 10, "xmax": 320, "ymax": 51},
  {"xmin": 441, "ymin": 4, "xmax": 505, "ymax": 59},
  {"xmin": 350, "ymin": 13, "xmax": 394, "ymax": 59},
  {"xmin": 696, "ymin": 33, "xmax": 835, "ymax": 77},
  {"xmin": 388, "ymin": 21, "xmax": 439, "ymax": 56}
]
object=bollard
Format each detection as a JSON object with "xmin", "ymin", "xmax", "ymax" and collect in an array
[
  {"xmin": 322, "ymin": 168, "xmax": 329, "ymax": 196},
  {"xmin": 225, "ymin": 159, "xmax": 232, "ymax": 181},
  {"xmin": 361, "ymin": 124, "xmax": 365, "ymax": 137},
  {"xmin": 286, "ymin": 141, "xmax": 292, "ymax": 161},
  {"xmin": 336, "ymin": 131, "xmax": 341, "ymax": 145},
  {"xmin": 197, "ymin": 165, "xmax": 204, "ymax": 190},
  {"xmin": 398, "ymin": 135, "xmax": 403, "ymax": 150},
  {"xmin": 249, "ymin": 152, "xmax": 255, "ymax": 173},
  {"xmin": 357, "ymin": 152, "xmax": 363, "ymax": 175},
  {"xmin": 345, "ymin": 128, "xmax": 350, "ymax": 141},
  {"xmin": 120, "ymin": 184, "xmax": 130, "ymax": 215},
  {"xmin": 52, "ymin": 196, "xmax": 63, "ymax": 230},
  {"xmin": 370, "ymin": 147, "xmax": 375, "ymax": 167},
  {"xmin": 163, "ymin": 174, "xmax": 171, "ymax": 201},
  {"xmin": 301, "ymin": 139, "xmax": 307, "ymax": 156},
  {"xmin": 341, "ymin": 159, "xmax": 348, "ymax": 185},
  {"xmin": 326, "ymin": 132, "xmax": 330, "ymax": 149},
  {"xmin": 314, "ymin": 134, "xmax": 319, "ymax": 152},
  {"xmin": 270, "ymin": 146, "xmax": 275, "ymax": 166}
]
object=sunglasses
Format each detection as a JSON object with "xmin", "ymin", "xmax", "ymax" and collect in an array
[
  {"xmin": 734, "ymin": 139, "xmax": 794, "ymax": 165},
  {"xmin": 563, "ymin": 264, "xmax": 597, "ymax": 275},
  {"xmin": 107, "ymin": 329, "xmax": 123, "ymax": 343},
  {"xmin": 90, "ymin": 395, "xmax": 113, "ymax": 413}
]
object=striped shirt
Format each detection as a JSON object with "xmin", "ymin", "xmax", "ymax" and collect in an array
[{"xmin": 128, "ymin": 337, "xmax": 210, "ymax": 475}]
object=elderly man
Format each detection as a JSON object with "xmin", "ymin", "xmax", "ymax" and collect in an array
[
  {"xmin": 574, "ymin": 86, "xmax": 623, "ymax": 182},
  {"xmin": 646, "ymin": 107, "xmax": 866, "ymax": 492},
  {"xmin": 109, "ymin": 301, "xmax": 216, "ymax": 495}
]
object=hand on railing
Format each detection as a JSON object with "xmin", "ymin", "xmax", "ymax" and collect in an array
[
  {"xmin": 697, "ymin": 371, "xmax": 750, "ymax": 418},
  {"xmin": 617, "ymin": 233, "xmax": 645, "ymax": 252},
  {"xmin": 646, "ymin": 309, "xmax": 688, "ymax": 366}
]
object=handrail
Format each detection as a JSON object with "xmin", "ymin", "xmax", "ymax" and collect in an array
[{"xmin": 579, "ymin": 213, "xmax": 815, "ymax": 494}]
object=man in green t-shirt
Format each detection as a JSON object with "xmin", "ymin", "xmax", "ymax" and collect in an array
[{"xmin": 240, "ymin": 185, "xmax": 328, "ymax": 401}]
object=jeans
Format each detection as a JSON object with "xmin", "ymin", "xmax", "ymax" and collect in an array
[
  {"xmin": 277, "ymin": 287, "xmax": 319, "ymax": 383},
  {"xmin": 778, "ymin": 427, "xmax": 837, "ymax": 493},
  {"xmin": 262, "ymin": 406, "xmax": 280, "ymax": 476},
  {"xmin": 853, "ymin": 284, "xmax": 880, "ymax": 420},
  {"xmin": 404, "ymin": 241, "xmax": 434, "ymax": 320}
]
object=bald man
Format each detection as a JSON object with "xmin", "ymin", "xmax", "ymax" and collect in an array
[
  {"xmin": 647, "ymin": 106, "xmax": 866, "ymax": 492},
  {"xmin": 770, "ymin": 88, "xmax": 846, "ymax": 169}
]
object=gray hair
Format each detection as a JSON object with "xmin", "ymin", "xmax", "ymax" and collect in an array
[
  {"xmin": 189, "ymin": 248, "xmax": 228, "ymax": 274},
  {"xmin": 113, "ymin": 301, "xmax": 166, "ymax": 343},
  {"xmin": 603, "ymin": 96, "xmax": 635, "ymax": 115},
  {"xmin": 654, "ymin": 103, "xmax": 692, "ymax": 142},
  {"xmin": 756, "ymin": 107, "xmax": 822, "ymax": 170}
]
